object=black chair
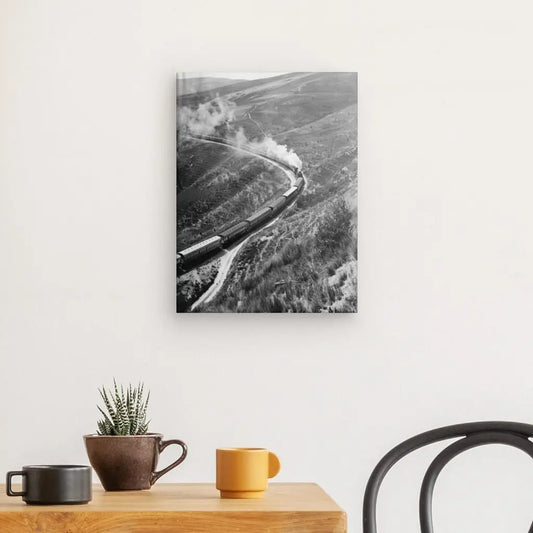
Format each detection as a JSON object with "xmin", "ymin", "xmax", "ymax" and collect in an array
[{"xmin": 363, "ymin": 421, "xmax": 533, "ymax": 533}]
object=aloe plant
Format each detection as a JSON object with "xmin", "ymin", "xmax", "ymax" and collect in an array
[{"xmin": 96, "ymin": 380, "xmax": 150, "ymax": 435}]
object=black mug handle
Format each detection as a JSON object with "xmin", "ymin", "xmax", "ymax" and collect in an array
[
  {"xmin": 151, "ymin": 439, "xmax": 187, "ymax": 486},
  {"xmin": 6, "ymin": 471, "xmax": 26, "ymax": 497}
]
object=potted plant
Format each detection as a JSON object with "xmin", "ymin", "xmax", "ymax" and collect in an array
[{"xmin": 84, "ymin": 380, "xmax": 187, "ymax": 491}]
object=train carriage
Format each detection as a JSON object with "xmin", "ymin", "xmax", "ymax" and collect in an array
[
  {"xmin": 177, "ymin": 235, "xmax": 222, "ymax": 264},
  {"xmin": 246, "ymin": 206, "xmax": 272, "ymax": 230},
  {"xmin": 268, "ymin": 196, "xmax": 286, "ymax": 214},
  {"xmin": 283, "ymin": 186, "xmax": 299, "ymax": 202},
  {"xmin": 218, "ymin": 221, "xmax": 249, "ymax": 245}
]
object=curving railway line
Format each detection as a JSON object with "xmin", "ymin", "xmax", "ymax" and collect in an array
[{"xmin": 177, "ymin": 135, "xmax": 305, "ymax": 275}]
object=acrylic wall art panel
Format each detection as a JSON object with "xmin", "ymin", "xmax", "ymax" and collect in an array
[{"xmin": 177, "ymin": 73, "xmax": 357, "ymax": 313}]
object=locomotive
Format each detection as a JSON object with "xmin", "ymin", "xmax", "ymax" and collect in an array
[{"xmin": 177, "ymin": 173, "xmax": 305, "ymax": 269}]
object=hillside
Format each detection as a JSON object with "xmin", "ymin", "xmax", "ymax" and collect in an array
[
  {"xmin": 177, "ymin": 76, "xmax": 245, "ymax": 96},
  {"xmin": 177, "ymin": 139, "xmax": 288, "ymax": 250}
]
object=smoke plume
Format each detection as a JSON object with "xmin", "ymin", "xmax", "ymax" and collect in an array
[
  {"xmin": 232, "ymin": 127, "xmax": 302, "ymax": 169},
  {"xmin": 179, "ymin": 96, "xmax": 302, "ymax": 169},
  {"xmin": 178, "ymin": 96, "xmax": 235, "ymax": 137}
]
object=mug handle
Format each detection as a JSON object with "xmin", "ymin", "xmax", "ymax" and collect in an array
[
  {"xmin": 268, "ymin": 452, "xmax": 281, "ymax": 478},
  {"xmin": 6, "ymin": 471, "xmax": 26, "ymax": 497},
  {"xmin": 151, "ymin": 439, "xmax": 188, "ymax": 486}
]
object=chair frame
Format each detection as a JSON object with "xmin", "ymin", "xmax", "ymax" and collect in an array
[{"xmin": 363, "ymin": 421, "xmax": 533, "ymax": 533}]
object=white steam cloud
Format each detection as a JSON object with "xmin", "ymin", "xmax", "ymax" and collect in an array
[
  {"xmin": 178, "ymin": 96, "xmax": 235, "ymax": 137},
  {"xmin": 179, "ymin": 97, "xmax": 302, "ymax": 169},
  {"xmin": 232, "ymin": 127, "xmax": 302, "ymax": 170}
]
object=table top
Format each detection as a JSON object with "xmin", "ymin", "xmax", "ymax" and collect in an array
[{"xmin": 0, "ymin": 483, "xmax": 346, "ymax": 533}]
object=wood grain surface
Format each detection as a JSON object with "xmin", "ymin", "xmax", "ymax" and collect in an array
[{"xmin": 0, "ymin": 482, "xmax": 347, "ymax": 532}]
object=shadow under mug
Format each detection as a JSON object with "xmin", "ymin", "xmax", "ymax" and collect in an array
[{"xmin": 6, "ymin": 465, "xmax": 92, "ymax": 505}]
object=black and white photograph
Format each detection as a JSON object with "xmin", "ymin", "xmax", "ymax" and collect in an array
[{"xmin": 177, "ymin": 72, "xmax": 357, "ymax": 313}]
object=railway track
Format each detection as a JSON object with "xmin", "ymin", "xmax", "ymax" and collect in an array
[{"xmin": 177, "ymin": 135, "xmax": 306, "ymax": 276}]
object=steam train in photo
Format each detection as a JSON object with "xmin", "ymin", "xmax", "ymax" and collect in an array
[{"xmin": 177, "ymin": 172, "xmax": 305, "ymax": 269}]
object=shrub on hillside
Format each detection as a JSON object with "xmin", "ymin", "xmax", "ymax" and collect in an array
[{"xmin": 316, "ymin": 199, "xmax": 353, "ymax": 258}]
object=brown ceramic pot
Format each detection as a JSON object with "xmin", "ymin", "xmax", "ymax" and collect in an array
[{"xmin": 84, "ymin": 433, "xmax": 187, "ymax": 491}]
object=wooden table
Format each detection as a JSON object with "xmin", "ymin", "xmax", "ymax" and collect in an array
[{"xmin": 0, "ymin": 482, "xmax": 346, "ymax": 532}]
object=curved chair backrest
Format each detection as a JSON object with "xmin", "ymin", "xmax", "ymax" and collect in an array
[{"xmin": 363, "ymin": 421, "xmax": 533, "ymax": 533}]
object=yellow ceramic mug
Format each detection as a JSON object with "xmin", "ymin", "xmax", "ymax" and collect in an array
[{"xmin": 216, "ymin": 448, "xmax": 281, "ymax": 499}]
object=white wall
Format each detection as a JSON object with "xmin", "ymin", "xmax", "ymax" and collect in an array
[{"xmin": 1, "ymin": 1, "xmax": 533, "ymax": 531}]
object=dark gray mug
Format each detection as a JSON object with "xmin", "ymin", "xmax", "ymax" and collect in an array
[{"xmin": 6, "ymin": 465, "xmax": 91, "ymax": 505}]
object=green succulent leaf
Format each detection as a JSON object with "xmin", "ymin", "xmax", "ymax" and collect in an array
[{"xmin": 96, "ymin": 380, "xmax": 150, "ymax": 435}]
